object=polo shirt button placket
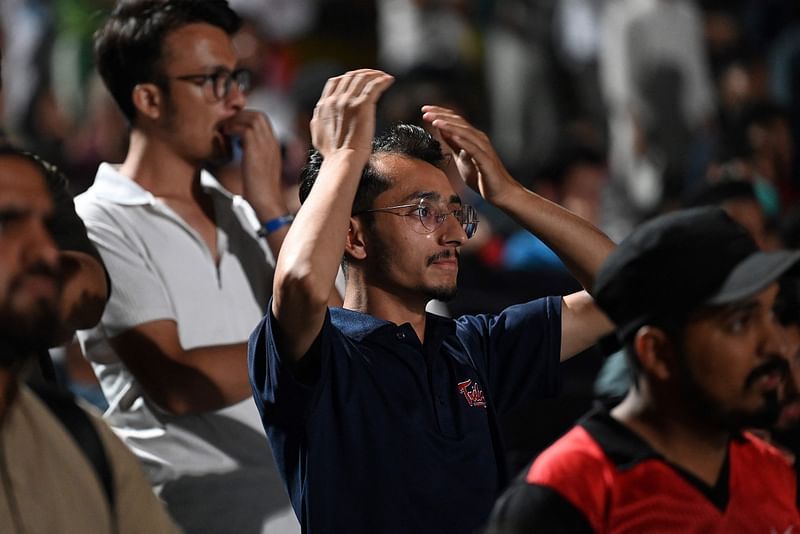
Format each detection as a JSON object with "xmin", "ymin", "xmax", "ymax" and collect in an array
[{"xmin": 396, "ymin": 331, "xmax": 406, "ymax": 340}]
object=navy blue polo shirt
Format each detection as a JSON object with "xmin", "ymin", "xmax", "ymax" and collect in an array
[{"xmin": 248, "ymin": 297, "xmax": 562, "ymax": 534}]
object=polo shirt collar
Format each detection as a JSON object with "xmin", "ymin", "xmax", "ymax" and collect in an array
[
  {"xmin": 91, "ymin": 163, "xmax": 233, "ymax": 206},
  {"xmin": 330, "ymin": 308, "xmax": 394, "ymax": 341},
  {"xmin": 330, "ymin": 307, "xmax": 456, "ymax": 343}
]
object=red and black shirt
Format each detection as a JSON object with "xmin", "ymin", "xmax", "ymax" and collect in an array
[{"xmin": 488, "ymin": 409, "xmax": 800, "ymax": 533}]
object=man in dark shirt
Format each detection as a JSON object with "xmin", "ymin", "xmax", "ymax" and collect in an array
[
  {"xmin": 248, "ymin": 69, "xmax": 616, "ymax": 533},
  {"xmin": 487, "ymin": 207, "xmax": 800, "ymax": 532}
]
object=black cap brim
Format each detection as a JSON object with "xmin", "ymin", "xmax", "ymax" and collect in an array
[{"xmin": 706, "ymin": 250, "xmax": 800, "ymax": 306}]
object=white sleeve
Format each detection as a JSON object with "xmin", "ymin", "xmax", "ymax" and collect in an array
[{"xmin": 78, "ymin": 203, "xmax": 176, "ymax": 338}]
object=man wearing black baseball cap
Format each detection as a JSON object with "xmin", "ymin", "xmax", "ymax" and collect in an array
[{"xmin": 487, "ymin": 207, "xmax": 800, "ymax": 532}]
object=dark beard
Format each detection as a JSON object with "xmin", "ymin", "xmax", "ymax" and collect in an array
[
  {"xmin": 422, "ymin": 250, "xmax": 459, "ymax": 301},
  {"xmin": 426, "ymin": 284, "xmax": 457, "ymax": 302},
  {"xmin": 0, "ymin": 263, "xmax": 61, "ymax": 366},
  {"xmin": 0, "ymin": 299, "xmax": 59, "ymax": 367},
  {"xmin": 678, "ymin": 358, "xmax": 783, "ymax": 432}
]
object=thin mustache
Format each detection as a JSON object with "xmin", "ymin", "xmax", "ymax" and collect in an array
[
  {"xmin": 745, "ymin": 357, "xmax": 790, "ymax": 388},
  {"xmin": 426, "ymin": 250, "xmax": 459, "ymax": 266}
]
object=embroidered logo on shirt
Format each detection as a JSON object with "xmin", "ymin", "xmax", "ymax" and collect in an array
[{"xmin": 457, "ymin": 379, "xmax": 486, "ymax": 408}]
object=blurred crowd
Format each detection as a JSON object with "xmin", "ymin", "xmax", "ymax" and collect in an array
[{"xmin": 3, "ymin": 0, "xmax": 799, "ymax": 285}]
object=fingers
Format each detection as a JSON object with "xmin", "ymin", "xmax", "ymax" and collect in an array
[
  {"xmin": 221, "ymin": 109, "xmax": 273, "ymax": 132},
  {"xmin": 422, "ymin": 107, "xmax": 492, "ymax": 155},
  {"xmin": 310, "ymin": 69, "xmax": 394, "ymax": 156},
  {"xmin": 316, "ymin": 69, "xmax": 393, "ymax": 111}
]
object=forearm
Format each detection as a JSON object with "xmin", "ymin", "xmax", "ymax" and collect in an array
[
  {"xmin": 163, "ymin": 342, "xmax": 253, "ymax": 414},
  {"xmin": 110, "ymin": 326, "xmax": 252, "ymax": 415},
  {"xmin": 273, "ymin": 69, "xmax": 394, "ymax": 361},
  {"xmin": 274, "ymin": 151, "xmax": 365, "ymax": 310},
  {"xmin": 420, "ymin": 106, "xmax": 615, "ymax": 291},
  {"xmin": 494, "ymin": 184, "xmax": 615, "ymax": 291}
]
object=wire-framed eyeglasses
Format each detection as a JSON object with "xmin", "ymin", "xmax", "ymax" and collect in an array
[
  {"xmin": 360, "ymin": 199, "xmax": 479, "ymax": 239},
  {"xmin": 172, "ymin": 68, "xmax": 252, "ymax": 101}
]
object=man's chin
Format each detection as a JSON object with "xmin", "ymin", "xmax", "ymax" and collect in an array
[
  {"xmin": 728, "ymin": 394, "xmax": 783, "ymax": 431},
  {"xmin": 207, "ymin": 147, "xmax": 233, "ymax": 167},
  {"xmin": 207, "ymin": 134, "xmax": 234, "ymax": 166},
  {"xmin": 427, "ymin": 285, "xmax": 457, "ymax": 303}
]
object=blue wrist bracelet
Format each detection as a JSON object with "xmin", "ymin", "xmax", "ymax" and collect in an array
[{"xmin": 258, "ymin": 214, "xmax": 294, "ymax": 237}]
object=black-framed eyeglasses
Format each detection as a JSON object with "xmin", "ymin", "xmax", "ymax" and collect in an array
[
  {"xmin": 360, "ymin": 198, "xmax": 479, "ymax": 239},
  {"xmin": 172, "ymin": 68, "xmax": 252, "ymax": 100}
]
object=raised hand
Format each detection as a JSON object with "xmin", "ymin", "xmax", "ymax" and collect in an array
[
  {"xmin": 311, "ymin": 69, "xmax": 394, "ymax": 162},
  {"xmin": 221, "ymin": 110, "xmax": 284, "ymax": 218},
  {"xmin": 421, "ymin": 105, "xmax": 518, "ymax": 205}
]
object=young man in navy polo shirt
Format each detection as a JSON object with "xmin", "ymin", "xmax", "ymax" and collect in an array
[
  {"xmin": 248, "ymin": 69, "xmax": 616, "ymax": 533},
  {"xmin": 486, "ymin": 207, "xmax": 800, "ymax": 532}
]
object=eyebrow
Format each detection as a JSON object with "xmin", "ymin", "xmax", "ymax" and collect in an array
[
  {"xmin": 725, "ymin": 300, "xmax": 760, "ymax": 315},
  {"xmin": 701, "ymin": 299, "xmax": 761, "ymax": 322},
  {"xmin": 185, "ymin": 65, "xmax": 237, "ymax": 76},
  {"xmin": 401, "ymin": 191, "xmax": 462, "ymax": 205}
]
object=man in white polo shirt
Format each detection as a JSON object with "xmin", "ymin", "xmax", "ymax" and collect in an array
[{"xmin": 75, "ymin": 1, "xmax": 298, "ymax": 532}]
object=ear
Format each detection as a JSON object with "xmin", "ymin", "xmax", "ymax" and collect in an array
[
  {"xmin": 633, "ymin": 326, "xmax": 675, "ymax": 381},
  {"xmin": 131, "ymin": 83, "xmax": 163, "ymax": 121},
  {"xmin": 344, "ymin": 216, "xmax": 368, "ymax": 261}
]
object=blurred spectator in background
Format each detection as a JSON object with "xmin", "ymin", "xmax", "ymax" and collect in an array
[
  {"xmin": 0, "ymin": 44, "xmax": 109, "ymax": 404},
  {"xmin": 708, "ymin": 100, "xmax": 795, "ymax": 231},
  {"xmin": 686, "ymin": 177, "xmax": 772, "ymax": 249},
  {"xmin": 0, "ymin": 145, "xmax": 178, "ymax": 534},
  {"xmin": 503, "ymin": 142, "xmax": 608, "ymax": 276},
  {"xmin": 0, "ymin": 0, "xmax": 54, "ymax": 143},
  {"xmin": 772, "ymin": 274, "xmax": 800, "ymax": 463},
  {"xmin": 377, "ymin": 0, "xmax": 478, "ymax": 78},
  {"xmin": 740, "ymin": 102, "xmax": 796, "ymax": 215},
  {"xmin": 600, "ymin": 0, "xmax": 716, "ymax": 240},
  {"xmin": 769, "ymin": 7, "xmax": 800, "ymax": 189},
  {"xmin": 482, "ymin": 0, "xmax": 606, "ymax": 185},
  {"xmin": 74, "ymin": 1, "xmax": 298, "ymax": 532}
]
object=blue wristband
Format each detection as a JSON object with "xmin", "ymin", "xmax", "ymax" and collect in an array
[{"xmin": 258, "ymin": 214, "xmax": 294, "ymax": 237}]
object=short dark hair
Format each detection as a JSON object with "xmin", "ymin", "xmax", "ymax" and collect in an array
[
  {"xmin": 298, "ymin": 123, "xmax": 446, "ymax": 270},
  {"xmin": 94, "ymin": 0, "xmax": 242, "ymax": 123},
  {"xmin": 299, "ymin": 123, "xmax": 446, "ymax": 216},
  {"xmin": 685, "ymin": 179, "xmax": 758, "ymax": 209},
  {"xmin": 0, "ymin": 144, "xmax": 59, "ymax": 185}
]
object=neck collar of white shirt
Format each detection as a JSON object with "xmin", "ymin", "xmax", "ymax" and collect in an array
[{"xmin": 90, "ymin": 162, "xmax": 234, "ymax": 206}]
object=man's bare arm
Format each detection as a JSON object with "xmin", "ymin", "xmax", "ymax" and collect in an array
[
  {"xmin": 271, "ymin": 70, "xmax": 394, "ymax": 362},
  {"xmin": 110, "ymin": 320, "xmax": 251, "ymax": 415},
  {"xmin": 421, "ymin": 107, "xmax": 616, "ymax": 358}
]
